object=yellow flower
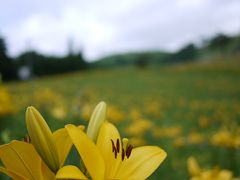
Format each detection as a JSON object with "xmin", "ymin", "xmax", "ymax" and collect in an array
[
  {"xmin": 56, "ymin": 124, "xmax": 105, "ymax": 179},
  {"xmin": 0, "ymin": 87, "xmax": 17, "ymax": 116},
  {"xmin": 97, "ymin": 122, "xmax": 167, "ymax": 179},
  {"xmin": 0, "ymin": 140, "xmax": 55, "ymax": 180},
  {"xmin": 125, "ymin": 118, "xmax": 152, "ymax": 136},
  {"xmin": 0, "ymin": 106, "xmax": 83, "ymax": 180},
  {"xmin": 56, "ymin": 122, "xmax": 167, "ymax": 179},
  {"xmin": 51, "ymin": 105, "xmax": 67, "ymax": 120},
  {"xmin": 187, "ymin": 156, "xmax": 201, "ymax": 177},
  {"xmin": 26, "ymin": 106, "xmax": 75, "ymax": 173},
  {"xmin": 187, "ymin": 132, "xmax": 204, "ymax": 145},
  {"xmin": 187, "ymin": 156, "xmax": 237, "ymax": 180},
  {"xmin": 107, "ymin": 105, "xmax": 124, "ymax": 123}
]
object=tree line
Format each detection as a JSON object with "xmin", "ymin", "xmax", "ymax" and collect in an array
[
  {"xmin": 1, "ymin": 33, "xmax": 240, "ymax": 82},
  {"xmin": 0, "ymin": 37, "xmax": 87, "ymax": 82}
]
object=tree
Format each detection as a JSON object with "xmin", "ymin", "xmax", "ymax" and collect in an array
[
  {"xmin": 208, "ymin": 34, "xmax": 231, "ymax": 50},
  {"xmin": 168, "ymin": 43, "xmax": 198, "ymax": 63},
  {"xmin": 0, "ymin": 37, "xmax": 17, "ymax": 81}
]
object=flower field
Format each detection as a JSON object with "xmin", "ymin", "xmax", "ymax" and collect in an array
[{"xmin": 1, "ymin": 59, "xmax": 240, "ymax": 179}]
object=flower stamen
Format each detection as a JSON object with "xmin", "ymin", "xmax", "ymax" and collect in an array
[
  {"xmin": 126, "ymin": 145, "xmax": 133, "ymax": 159},
  {"xmin": 116, "ymin": 139, "xmax": 120, "ymax": 153},
  {"xmin": 111, "ymin": 138, "xmax": 133, "ymax": 161},
  {"xmin": 121, "ymin": 148, "xmax": 125, "ymax": 161}
]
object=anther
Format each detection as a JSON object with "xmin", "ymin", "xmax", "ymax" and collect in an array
[
  {"xmin": 111, "ymin": 138, "xmax": 134, "ymax": 161},
  {"xmin": 114, "ymin": 149, "xmax": 117, "ymax": 159},
  {"xmin": 111, "ymin": 139, "xmax": 118, "ymax": 159},
  {"xmin": 111, "ymin": 139, "xmax": 115, "ymax": 152},
  {"xmin": 121, "ymin": 148, "xmax": 125, "ymax": 161},
  {"xmin": 116, "ymin": 139, "xmax": 120, "ymax": 153},
  {"xmin": 126, "ymin": 145, "xmax": 133, "ymax": 158}
]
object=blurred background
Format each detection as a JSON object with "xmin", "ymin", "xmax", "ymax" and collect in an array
[{"xmin": 0, "ymin": 0, "xmax": 240, "ymax": 179}]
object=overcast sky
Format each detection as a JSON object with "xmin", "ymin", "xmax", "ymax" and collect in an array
[{"xmin": 1, "ymin": 0, "xmax": 240, "ymax": 61}]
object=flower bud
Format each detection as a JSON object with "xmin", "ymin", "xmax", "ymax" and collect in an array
[
  {"xmin": 87, "ymin": 101, "xmax": 107, "ymax": 142},
  {"xmin": 26, "ymin": 106, "xmax": 60, "ymax": 173}
]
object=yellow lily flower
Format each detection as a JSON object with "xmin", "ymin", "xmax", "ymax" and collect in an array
[
  {"xmin": 97, "ymin": 122, "xmax": 167, "ymax": 179},
  {"xmin": 56, "ymin": 122, "xmax": 167, "ymax": 179},
  {"xmin": 56, "ymin": 124, "xmax": 105, "ymax": 179},
  {"xmin": 0, "ymin": 140, "xmax": 55, "ymax": 180},
  {"xmin": 26, "ymin": 106, "xmax": 75, "ymax": 173},
  {"xmin": 0, "ymin": 107, "xmax": 78, "ymax": 179}
]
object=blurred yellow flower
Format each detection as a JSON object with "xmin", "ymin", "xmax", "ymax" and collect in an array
[
  {"xmin": 173, "ymin": 136, "xmax": 185, "ymax": 147},
  {"xmin": 198, "ymin": 116, "xmax": 210, "ymax": 128},
  {"xmin": 152, "ymin": 126, "xmax": 182, "ymax": 139},
  {"xmin": 187, "ymin": 132, "xmax": 204, "ymax": 145},
  {"xmin": 129, "ymin": 108, "xmax": 142, "ymax": 120},
  {"xmin": 107, "ymin": 105, "xmax": 124, "ymax": 123},
  {"xmin": 80, "ymin": 104, "xmax": 93, "ymax": 121},
  {"xmin": 51, "ymin": 105, "xmax": 67, "ymax": 120},
  {"xmin": 210, "ymin": 128, "xmax": 240, "ymax": 149},
  {"xmin": 187, "ymin": 156, "xmax": 238, "ymax": 180},
  {"xmin": 126, "ymin": 118, "xmax": 152, "ymax": 136},
  {"xmin": 129, "ymin": 136, "xmax": 147, "ymax": 146},
  {"xmin": 0, "ymin": 87, "xmax": 17, "ymax": 116},
  {"xmin": 187, "ymin": 156, "xmax": 201, "ymax": 177}
]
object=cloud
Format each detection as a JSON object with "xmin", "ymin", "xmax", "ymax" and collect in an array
[{"xmin": 1, "ymin": 0, "xmax": 240, "ymax": 61}]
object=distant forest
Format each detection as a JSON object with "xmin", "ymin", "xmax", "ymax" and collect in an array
[{"xmin": 0, "ymin": 33, "xmax": 240, "ymax": 82}]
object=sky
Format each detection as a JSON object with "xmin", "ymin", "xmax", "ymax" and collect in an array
[{"xmin": 1, "ymin": 0, "xmax": 240, "ymax": 61}]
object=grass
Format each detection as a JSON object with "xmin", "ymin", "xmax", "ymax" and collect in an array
[{"xmin": 1, "ymin": 58, "xmax": 240, "ymax": 179}]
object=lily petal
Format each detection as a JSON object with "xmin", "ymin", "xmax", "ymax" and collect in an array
[
  {"xmin": 53, "ymin": 126, "xmax": 85, "ymax": 167},
  {"xmin": 26, "ymin": 106, "xmax": 60, "ymax": 173},
  {"xmin": 56, "ymin": 165, "xmax": 87, "ymax": 179},
  {"xmin": 65, "ymin": 124, "xmax": 105, "ymax": 179},
  {"xmin": 0, "ymin": 167, "xmax": 27, "ymax": 180},
  {"xmin": 0, "ymin": 140, "xmax": 43, "ymax": 180},
  {"xmin": 116, "ymin": 146, "xmax": 167, "ymax": 179},
  {"xmin": 53, "ymin": 128, "xmax": 72, "ymax": 167},
  {"xmin": 96, "ymin": 122, "xmax": 122, "ymax": 179},
  {"xmin": 41, "ymin": 161, "xmax": 55, "ymax": 180}
]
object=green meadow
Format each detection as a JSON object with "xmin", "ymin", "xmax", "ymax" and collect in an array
[{"xmin": 1, "ymin": 58, "xmax": 240, "ymax": 179}]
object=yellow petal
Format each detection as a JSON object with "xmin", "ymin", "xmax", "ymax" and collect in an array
[
  {"xmin": 0, "ymin": 140, "xmax": 43, "ymax": 180},
  {"xmin": 0, "ymin": 167, "xmax": 27, "ymax": 180},
  {"xmin": 26, "ymin": 106, "xmax": 60, "ymax": 173},
  {"xmin": 87, "ymin": 101, "xmax": 106, "ymax": 142},
  {"xmin": 65, "ymin": 124, "xmax": 105, "ymax": 179},
  {"xmin": 53, "ymin": 128, "xmax": 72, "ymax": 167},
  {"xmin": 96, "ymin": 122, "xmax": 122, "ymax": 179},
  {"xmin": 116, "ymin": 146, "xmax": 167, "ymax": 179},
  {"xmin": 53, "ymin": 125, "xmax": 85, "ymax": 167},
  {"xmin": 41, "ymin": 161, "xmax": 55, "ymax": 180},
  {"xmin": 56, "ymin": 165, "xmax": 87, "ymax": 179}
]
